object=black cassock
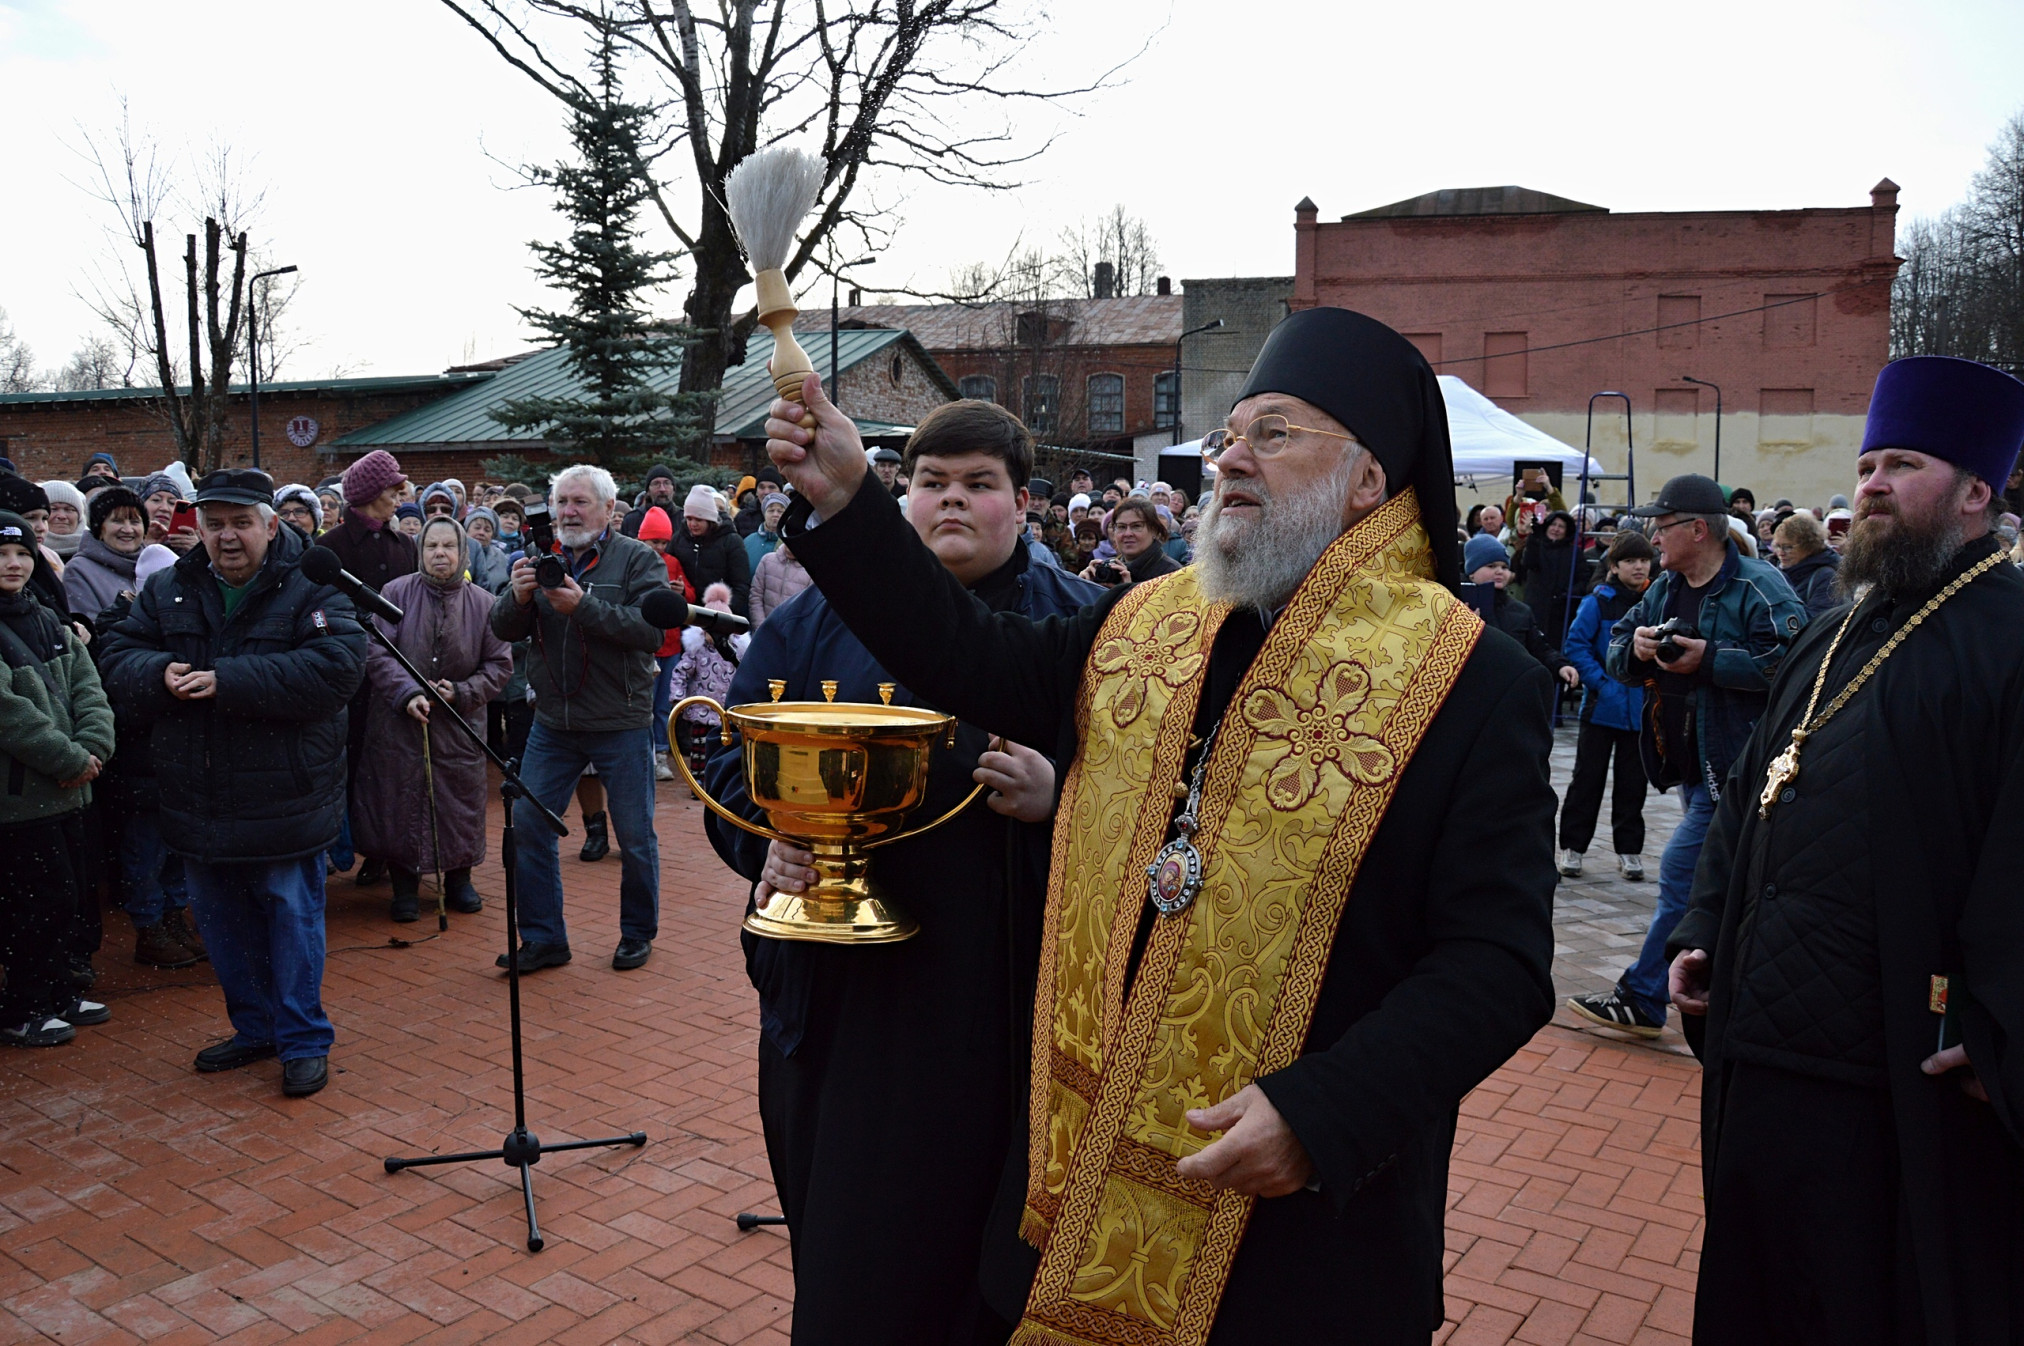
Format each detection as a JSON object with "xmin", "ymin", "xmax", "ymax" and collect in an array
[
  {"xmin": 1669, "ymin": 534, "xmax": 2024, "ymax": 1346},
  {"xmin": 778, "ymin": 476, "xmax": 1560, "ymax": 1344}
]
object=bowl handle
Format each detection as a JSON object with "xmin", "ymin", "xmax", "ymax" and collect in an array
[
  {"xmin": 861, "ymin": 735, "xmax": 1000, "ymax": 852},
  {"xmin": 668, "ymin": 697, "xmax": 796, "ymax": 845}
]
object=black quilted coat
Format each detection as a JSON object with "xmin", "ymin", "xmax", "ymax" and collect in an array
[{"xmin": 99, "ymin": 524, "xmax": 367, "ymax": 863}]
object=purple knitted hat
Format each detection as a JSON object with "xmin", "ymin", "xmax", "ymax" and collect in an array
[
  {"xmin": 342, "ymin": 449, "xmax": 407, "ymax": 506},
  {"xmin": 1862, "ymin": 356, "xmax": 2024, "ymax": 486}
]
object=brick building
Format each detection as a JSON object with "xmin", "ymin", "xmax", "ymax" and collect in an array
[
  {"xmin": 0, "ymin": 373, "xmax": 492, "ymax": 488},
  {"xmin": 796, "ymin": 289, "xmax": 1184, "ymax": 482},
  {"xmin": 1291, "ymin": 182, "xmax": 1902, "ymax": 507},
  {"xmin": 333, "ymin": 327, "xmax": 953, "ymax": 481}
]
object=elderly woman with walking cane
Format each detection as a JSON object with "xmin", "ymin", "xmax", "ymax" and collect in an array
[{"xmin": 353, "ymin": 516, "xmax": 513, "ymax": 924}]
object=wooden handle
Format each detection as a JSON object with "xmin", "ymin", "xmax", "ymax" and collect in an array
[{"xmin": 755, "ymin": 269, "xmax": 817, "ymax": 430}]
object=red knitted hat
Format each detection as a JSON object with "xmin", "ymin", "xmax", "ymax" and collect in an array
[
  {"xmin": 342, "ymin": 449, "xmax": 407, "ymax": 506},
  {"xmin": 637, "ymin": 505, "xmax": 675, "ymax": 541}
]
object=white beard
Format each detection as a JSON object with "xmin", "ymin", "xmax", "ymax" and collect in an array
[
  {"xmin": 1194, "ymin": 453, "xmax": 1357, "ymax": 612},
  {"xmin": 556, "ymin": 523, "xmax": 602, "ymax": 550}
]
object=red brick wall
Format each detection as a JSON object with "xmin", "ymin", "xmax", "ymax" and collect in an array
[
  {"xmin": 0, "ymin": 384, "xmax": 479, "ymax": 488},
  {"xmin": 927, "ymin": 345, "xmax": 1174, "ymax": 443},
  {"xmin": 1292, "ymin": 190, "xmax": 1900, "ymax": 504}
]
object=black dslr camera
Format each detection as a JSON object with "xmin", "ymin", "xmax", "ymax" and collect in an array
[
  {"xmin": 1652, "ymin": 618, "xmax": 1699, "ymax": 663},
  {"xmin": 522, "ymin": 502, "xmax": 566, "ymax": 588}
]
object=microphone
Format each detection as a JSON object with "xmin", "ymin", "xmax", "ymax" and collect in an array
[
  {"xmin": 300, "ymin": 545, "xmax": 405, "ymax": 623},
  {"xmin": 640, "ymin": 587, "xmax": 751, "ymax": 636}
]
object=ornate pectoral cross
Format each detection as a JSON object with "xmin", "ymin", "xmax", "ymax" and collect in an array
[{"xmin": 1758, "ymin": 728, "xmax": 1809, "ymax": 819}]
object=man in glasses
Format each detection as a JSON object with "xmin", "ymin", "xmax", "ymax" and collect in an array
[
  {"xmin": 764, "ymin": 307, "xmax": 1562, "ymax": 1342},
  {"xmin": 1565, "ymin": 473, "xmax": 1804, "ymax": 1040}
]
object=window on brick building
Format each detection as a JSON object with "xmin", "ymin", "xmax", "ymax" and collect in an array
[
  {"xmin": 959, "ymin": 375, "xmax": 997, "ymax": 403},
  {"xmin": 1086, "ymin": 374, "xmax": 1125, "ymax": 435},
  {"xmin": 1657, "ymin": 295, "xmax": 1701, "ymax": 349},
  {"xmin": 1654, "ymin": 388, "xmax": 1700, "ymax": 452},
  {"xmin": 1763, "ymin": 295, "xmax": 1817, "ymax": 349},
  {"xmin": 1483, "ymin": 332, "xmax": 1528, "ymax": 397},
  {"xmin": 1759, "ymin": 388, "xmax": 1815, "ymax": 448},
  {"xmin": 1153, "ymin": 371, "xmax": 1178, "ymax": 429},
  {"xmin": 1023, "ymin": 375, "xmax": 1060, "ymax": 434},
  {"xmin": 1404, "ymin": 333, "xmax": 1443, "ymax": 369}
]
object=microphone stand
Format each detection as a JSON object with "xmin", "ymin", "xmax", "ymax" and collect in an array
[{"xmin": 366, "ymin": 603, "xmax": 646, "ymax": 1252}]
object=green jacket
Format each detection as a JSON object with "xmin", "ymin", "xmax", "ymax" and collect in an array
[{"xmin": 0, "ymin": 604, "xmax": 116, "ymax": 825}]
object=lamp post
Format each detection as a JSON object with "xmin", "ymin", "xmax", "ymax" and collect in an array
[
  {"xmin": 828, "ymin": 253, "xmax": 875, "ymax": 411},
  {"xmin": 1171, "ymin": 318, "xmax": 1225, "ymax": 446},
  {"xmin": 1680, "ymin": 375, "xmax": 1722, "ymax": 484},
  {"xmin": 248, "ymin": 265, "xmax": 298, "ymax": 470}
]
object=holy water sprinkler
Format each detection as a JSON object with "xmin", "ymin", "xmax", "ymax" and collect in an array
[{"xmin": 725, "ymin": 146, "xmax": 827, "ymax": 426}]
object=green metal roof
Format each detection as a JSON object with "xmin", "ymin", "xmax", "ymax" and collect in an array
[
  {"xmin": 0, "ymin": 372, "xmax": 493, "ymax": 406},
  {"xmin": 332, "ymin": 327, "xmax": 951, "ymax": 449}
]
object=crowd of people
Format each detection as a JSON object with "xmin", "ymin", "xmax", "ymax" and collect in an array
[{"xmin": 2, "ymin": 322, "xmax": 2022, "ymax": 1343}]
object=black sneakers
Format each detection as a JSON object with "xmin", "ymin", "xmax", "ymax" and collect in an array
[
  {"xmin": 612, "ymin": 937, "xmax": 652, "ymax": 971},
  {"xmin": 1, "ymin": 1016, "xmax": 77, "ymax": 1048},
  {"xmin": 1565, "ymin": 988, "xmax": 1665, "ymax": 1039}
]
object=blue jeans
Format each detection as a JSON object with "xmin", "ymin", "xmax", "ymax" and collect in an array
[
  {"xmin": 651, "ymin": 655, "xmax": 679, "ymax": 752},
  {"xmin": 512, "ymin": 720, "xmax": 659, "ymax": 949},
  {"xmin": 184, "ymin": 855, "xmax": 333, "ymax": 1061},
  {"xmin": 118, "ymin": 808, "xmax": 189, "ymax": 927},
  {"xmin": 1620, "ymin": 782, "xmax": 1716, "ymax": 1023}
]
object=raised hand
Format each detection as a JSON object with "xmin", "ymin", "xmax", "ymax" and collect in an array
[{"xmin": 765, "ymin": 373, "xmax": 867, "ymax": 520}]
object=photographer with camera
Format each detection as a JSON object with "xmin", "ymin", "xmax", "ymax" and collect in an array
[
  {"xmin": 1565, "ymin": 474, "xmax": 1804, "ymax": 1039},
  {"xmin": 489, "ymin": 465, "xmax": 667, "ymax": 974},
  {"xmin": 1080, "ymin": 497, "xmax": 1178, "ymax": 587}
]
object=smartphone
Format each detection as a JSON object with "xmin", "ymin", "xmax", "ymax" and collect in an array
[
  {"xmin": 1826, "ymin": 515, "xmax": 1850, "ymax": 539},
  {"xmin": 170, "ymin": 502, "xmax": 198, "ymax": 535}
]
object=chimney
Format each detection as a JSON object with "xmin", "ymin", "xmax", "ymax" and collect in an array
[
  {"xmin": 849, "ymin": 286, "xmax": 862, "ymax": 306},
  {"xmin": 1092, "ymin": 261, "xmax": 1115, "ymax": 299},
  {"xmin": 1155, "ymin": 276, "xmax": 1172, "ymax": 297},
  {"xmin": 1870, "ymin": 177, "xmax": 1900, "ymax": 210}
]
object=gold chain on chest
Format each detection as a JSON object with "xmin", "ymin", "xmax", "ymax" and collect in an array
[{"xmin": 1758, "ymin": 549, "xmax": 2004, "ymax": 819}]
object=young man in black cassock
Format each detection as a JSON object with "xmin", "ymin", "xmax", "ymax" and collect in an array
[
  {"xmin": 761, "ymin": 308, "xmax": 1559, "ymax": 1345},
  {"xmin": 1668, "ymin": 355, "xmax": 2024, "ymax": 1346},
  {"xmin": 702, "ymin": 401, "xmax": 1100, "ymax": 1344}
]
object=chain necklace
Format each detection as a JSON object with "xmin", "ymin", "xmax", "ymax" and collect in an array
[
  {"xmin": 1146, "ymin": 725, "xmax": 1220, "ymax": 916},
  {"xmin": 1758, "ymin": 548, "xmax": 2005, "ymax": 820}
]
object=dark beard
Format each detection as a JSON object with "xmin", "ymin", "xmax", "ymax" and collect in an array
[{"xmin": 1835, "ymin": 502, "xmax": 1967, "ymax": 602}]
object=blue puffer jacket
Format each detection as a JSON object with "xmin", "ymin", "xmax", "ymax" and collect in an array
[
  {"xmin": 100, "ymin": 523, "xmax": 367, "ymax": 862},
  {"xmin": 1605, "ymin": 542, "xmax": 1805, "ymax": 794},
  {"xmin": 1565, "ymin": 581, "xmax": 1645, "ymax": 732}
]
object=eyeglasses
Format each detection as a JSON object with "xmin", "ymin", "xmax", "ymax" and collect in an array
[
  {"xmin": 1201, "ymin": 414, "xmax": 1353, "ymax": 463},
  {"xmin": 1649, "ymin": 518, "xmax": 1701, "ymax": 537}
]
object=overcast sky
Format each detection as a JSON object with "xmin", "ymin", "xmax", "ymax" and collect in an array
[{"xmin": 4, "ymin": 0, "xmax": 2022, "ymax": 384}]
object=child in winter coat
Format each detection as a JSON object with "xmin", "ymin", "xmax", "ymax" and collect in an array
[
  {"xmin": 668, "ymin": 582, "xmax": 749, "ymax": 794},
  {"xmin": 0, "ymin": 512, "xmax": 117, "ymax": 1047},
  {"xmin": 637, "ymin": 506, "xmax": 697, "ymax": 780}
]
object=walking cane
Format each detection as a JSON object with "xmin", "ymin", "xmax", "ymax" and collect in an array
[{"xmin": 422, "ymin": 718, "xmax": 448, "ymax": 933}]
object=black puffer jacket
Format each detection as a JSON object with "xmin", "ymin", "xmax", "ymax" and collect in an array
[
  {"xmin": 1779, "ymin": 546, "xmax": 1841, "ymax": 619},
  {"xmin": 100, "ymin": 523, "xmax": 367, "ymax": 862},
  {"xmin": 670, "ymin": 520, "xmax": 752, "ymax": 615}
]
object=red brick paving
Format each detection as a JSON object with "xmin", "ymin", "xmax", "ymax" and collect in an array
[{"xmin": 1, "ymin": 779, "xmax": 1703, "ymax": 1343}]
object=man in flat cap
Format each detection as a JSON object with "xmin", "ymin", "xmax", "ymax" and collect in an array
[
  {"xmin": 1668, "ymin": 354, "xmax": 2024, "ymax": 1345},
  {"xmin": 764, "ymin": 307, "xmax": 1558, "ymax": 1343}
]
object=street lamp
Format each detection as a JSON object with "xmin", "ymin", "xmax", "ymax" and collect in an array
[
  {"xmin": 1680, "ymin": 375, "xmax": 1722, "ymax": 484},
  {"xmin": 1171, "ymin": 318, "xmax": 1225, "ymax": 446},
  {"xmin": 828, "ymin": 253, "xmax": 876, "ymax": 410},
  {"xmin": 249, "ymin": 265, "xmax": 298, "ymax": 470}
]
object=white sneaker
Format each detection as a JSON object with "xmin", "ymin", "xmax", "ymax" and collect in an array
[
  {"xmin": 1617, "ymin": 853, "xmax": 1645, "ymax": 881},
  {"xmin": 1556, "ymin": 848, "xmax": 1583, "ymax": 878},
  {"xmin": 652, "ymin": 750, "xmax": 675, "ymax": 782}
]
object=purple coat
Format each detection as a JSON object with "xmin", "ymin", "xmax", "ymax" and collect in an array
[{"xmin": 352, "ymin": 572, "xmax": 512, "ymax": 873}]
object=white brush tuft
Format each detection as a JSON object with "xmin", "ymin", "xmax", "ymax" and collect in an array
[{"xmin": 725, "ymin": 147, "xmax": 827, "ymax": 273}]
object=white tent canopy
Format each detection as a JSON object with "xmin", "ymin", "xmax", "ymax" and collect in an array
[
  {"xmin": 1164, "ymin": 379, "xmax": 1602, "ymax": 486},
  {"xmin": 1439, "ymin": 376, "xmax": 1604, "ymax": 482}
]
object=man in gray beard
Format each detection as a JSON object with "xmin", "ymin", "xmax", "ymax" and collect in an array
[
  {"xmin": 764, "ymin": 306, "xmax": 1560, "ymax": 1343},
  {"xmin": 1666, "ymin": 354, "xmax": 2024, "ymax": 1346}
]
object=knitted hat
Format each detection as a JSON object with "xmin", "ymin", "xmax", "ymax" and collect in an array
[
  {"xmin": 1069, "ymin": 492, "xmax": 1091, "ymax": 512},
  {"xmin": 1463, "ymin": 533, "xmax": 1510, "ymax": 574},
  {"xmin": 683, "ymin": 484, "xmax": 718, "ymax": 522},
  {"xmin": 0, "ymin": 475, "xmax": 49, "ymax": 516},
  {"xmin": 88, "ymin": 487, "xmax": 144, "ymax": 536},
  {"xmin": 645, "ymin": 463, "xmax": 676, "ymax": 489},
  {"xmin": 0, "ymin": 511, "xmax": 31, "ymax": 553},
  {"xmin": 636, "ymin": 505, "xmax": 675, "ymax": 542},
  {"xmin": 134, "ymin": 544, "xmax": 177, "ymax": 587},
  {"xmin": 132, "ymin": 471, "xmax": 180, "ymax": 506},
  {"xmin": 394, "ymin": 502, "xmax": 424, "ymax": 522},
  {"xmin": 342, "ymin": 449, "xmax": 407, "ymax": 506},
  {"xmin": 761, "ymin": 491, "xmax": 790, "ymax": 512},
  {"xmin": 83, "ymin": 451, "xmax": 121, "ymax": 476},
  {"xmin": 40, "ymin": 480, "xmax": 86, "ymax": 517},
  {"xmin": 464, "ymin": 505, "xmax": 500, "ymax": 537}
]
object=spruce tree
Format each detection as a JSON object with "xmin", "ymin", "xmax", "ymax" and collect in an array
[{"xmin": 491, "ymin": 28, "xmax": 713, "ymax": 484}]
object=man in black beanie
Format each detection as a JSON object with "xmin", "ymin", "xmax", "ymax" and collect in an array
[{"xmin": 761, "ymin": 307, "xmax": 1557, "ymax": 1344}]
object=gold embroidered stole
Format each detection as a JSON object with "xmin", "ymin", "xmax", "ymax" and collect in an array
[{"xmin": 1013, "ymin": 490, "xmax": 1481, "ymax": 1346}]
